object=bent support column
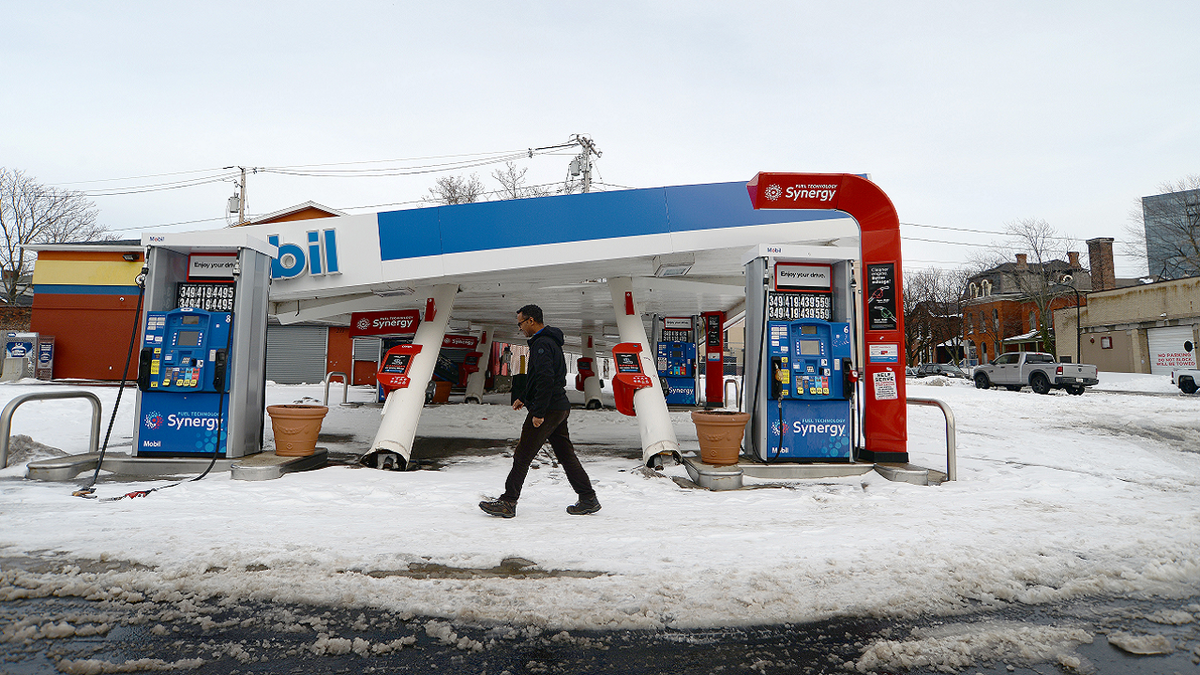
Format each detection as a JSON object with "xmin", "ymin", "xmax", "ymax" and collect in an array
[
  {"xmin": 368, "ymin": 283, "xmax": 457, "ymax": 469},
  {"xmin": 608, "ymin": 276, "xmax": 680, "ymax": 467},
  {"xmin": 463, "ymin": 325, "xmax": 494, "ymax": 404},
  {"xmin": 582, "ymin": 333, "xmax": 602, "ymax": 409}
]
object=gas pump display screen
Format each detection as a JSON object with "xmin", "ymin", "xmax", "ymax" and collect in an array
[
  {"xmin": 799, "ymin": 340, "xmax": 821, "ymax": 356},
  {"xmin": 382, "ymin": 354, "xmax": 411, "ymax": 373},
  {"xmin": 177, "ymin": 331, "xmax": 201, "ymax": 347},
  {"xmin": 182, "ymin": 315, "xmax": 200, "ymax": 325},
  {"xmin": 767, "ymin": 291, "xmax": 832, "ymax": 321},
  {"xmin": 615, "ymin": 353, "xmax": 641, "ymax": 373}
]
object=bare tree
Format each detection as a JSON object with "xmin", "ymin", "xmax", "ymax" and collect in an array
[
  {"xmin": 492, "ymin": 162, "xmax": 550, "ymax": 200},
  {"xmin": 1127, "ymin": 175, "xmax": 1200, "ymax": 279},
  {"xmin": 903, "ymin": 266, "xmax": 967, "ymax": 365},
  {"xmin": 425, "ymin": 173, "xmax": 486, "ymax": 205},
  {"xmin": 0, "ymin": 168, "xmax": 108, "ymax": 304}
]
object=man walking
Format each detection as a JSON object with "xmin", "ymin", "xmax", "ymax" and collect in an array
[{"xmin": 479, "ymin": 304, "xmax": 600, "ymax": 518}]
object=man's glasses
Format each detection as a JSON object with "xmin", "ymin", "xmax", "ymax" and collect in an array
[{"xmin": 517, "ymin": 317, "xmax": 531, "ymax": 328}]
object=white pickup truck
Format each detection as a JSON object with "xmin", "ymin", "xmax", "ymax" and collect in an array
[
  {"xmin": 1173, "ymin": 369, "xmax": 1199, "ymax": 394},
  {"xmin": 973, "ymin": 351, "xmax": 1099, "ymax": 395}
]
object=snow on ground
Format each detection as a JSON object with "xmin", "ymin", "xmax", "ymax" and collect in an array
[{"xmin": 1, "ymin": 374, "xmax": 1198, "ymax": 665}]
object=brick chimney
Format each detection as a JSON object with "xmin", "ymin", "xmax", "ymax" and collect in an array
[
  {"xmin": 1015, "ymin": 253, "xmax": 1028, "ymax": 270},
  {"xmin": 1067, "ymin": 251, "xmax": 1079, "ymax": 268},
  {"xmin": 1087, "ymin": 237, "xmax": 1116, "ymax": 291}
]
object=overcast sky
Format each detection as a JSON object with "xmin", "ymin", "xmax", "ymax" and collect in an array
[{"xmin": 4, "ymin": 2, "xmax": 1197, "ymax": 277}]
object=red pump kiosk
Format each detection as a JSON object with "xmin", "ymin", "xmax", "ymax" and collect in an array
[
  {"xmin": 701, "ymin": 310, "xmax": 725, "ymax": 407},
  {"xmin": 574, "ymin": 357, "xmax": 597, "ymax": 391},
  {"xmin": 611, "ymin": 342, "xmax": 654, "ymax": 416},
  {"xmin": 376, "ymin": 344, "xmax": 424, "ymax": 396}
]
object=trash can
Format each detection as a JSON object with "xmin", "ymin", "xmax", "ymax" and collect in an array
[{"xmin": 432, "ymin": 380, "xmax": 452, "ymax": 403}]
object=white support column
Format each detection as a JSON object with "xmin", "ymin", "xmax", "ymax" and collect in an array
[
  {"xmin": 368, "ymin": 283, "xmax": 457, "ymax": 469},
  {"xmin": 582, "ymin": 333, "xmax": 602, "ymax": 409},
  {"xmin": 463, "ymin": 325, "xmax": 494, "ymax": 404},
  {"xmin": 607, "ymin": 276, "xmax": 680, "ymax": 466}
]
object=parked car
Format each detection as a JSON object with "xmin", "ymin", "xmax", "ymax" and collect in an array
[
  {"xmin": 915, "ymin": 363, "xmax": 969, "ymax": 379},
  {"xmin": 973, "ymin": 351, "xmax": 1098, "ymax": 395}
]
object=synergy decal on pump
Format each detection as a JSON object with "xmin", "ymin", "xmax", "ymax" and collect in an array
[
  {"xmin": 765, "ymin": 319, "xmax": 852, "ymax": 461},
  {"xmin": 135, "ymin": 308, "xmax": 232, "ymax": 456}
]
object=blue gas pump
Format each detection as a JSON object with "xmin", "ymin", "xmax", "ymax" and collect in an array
[
  {"xmin": 764, "ymin": 319, "xmax": 853, "ymax": 461},
  {"xmin": 135, "ymin": 308, "xmax": 232, "ymax": 457},
  {"xmin": 656, "ymin": 341, "xmax": 697, "ymax": 405}
]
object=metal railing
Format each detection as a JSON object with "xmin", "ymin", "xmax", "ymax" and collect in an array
[
  {"xmin": 906, "ymin": 396, "xmax": 956, "ymax": 481},
  {"xmin": 322, "ymin": 372, "xmax": 349, "ymax": 406},
  {"xmin": 0, "ymin": 391, "xmax": 102, "ymax": 469},
  {"xmin": 723, "ymin": 378, "xmax": 742, "ymax": 410}
]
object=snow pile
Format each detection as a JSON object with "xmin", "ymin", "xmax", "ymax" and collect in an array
[
  {"xmin": 850, "ymin": 620, "xmax": 1094, "ymax": 672},
  {"xmin": 0, "ymin": 375, "xmax": 1198, "ymax": 653}
]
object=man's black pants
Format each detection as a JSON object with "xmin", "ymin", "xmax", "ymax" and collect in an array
[{"xmin": 501, "ymin": 408, "xmax": 595, "ymax": 503}]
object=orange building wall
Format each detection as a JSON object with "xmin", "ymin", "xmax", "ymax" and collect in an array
[
  {"xmin": 31, "ymin": 294, "xmax": 142, "ymax": 380},
  {"xmin": 30, "ymin": 250, "xmax": 145, "ymax": 381}
]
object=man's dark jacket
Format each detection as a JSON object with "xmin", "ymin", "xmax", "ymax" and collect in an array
[{"xmin": 522, "ymin": 325, "xmax": 571, "ymax": 417}]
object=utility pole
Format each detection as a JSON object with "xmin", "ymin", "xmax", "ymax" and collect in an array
[
  {"xmin": 238, "ymin": 167, "xmax": 247, "ymax": 224},
  {"xmin": 224, "ymin": 166, "xmax": 256, "ymax": 225},
  {"xmin": 572, "ymin": 134, "xmax": 601, "ymax": 193}
]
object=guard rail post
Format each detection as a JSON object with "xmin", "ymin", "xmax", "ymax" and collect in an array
[
  {"xmin": 323, "ymin": 372, "xmax": 349, "ymax": 407},
  {"xmin": 905, "ymin": 396, "xmax": 956, "ymax": 481},
  {"xmin": 0, "ymin": 391, "xmax": 103, "ymax": 469}
]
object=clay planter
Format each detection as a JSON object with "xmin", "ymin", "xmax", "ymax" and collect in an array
[
  {"xmin": 691, "ymin": 410, "xmax": 750, "ymax": 466},
  {"xmin": 267, "ymin": 404, "xmax": 329, "ymax": 457}
]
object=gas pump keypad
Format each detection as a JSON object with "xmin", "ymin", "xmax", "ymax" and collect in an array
[
  {"xmin": 139, "ymin": 309, "xmax": 231, "ymax": 393},
  {"xmin": 769, "ymin": 320, "xmax": 847, "ymax": 401}
]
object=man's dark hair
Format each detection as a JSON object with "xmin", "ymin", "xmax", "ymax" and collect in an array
[{"xmin": 517, "ymin": 304, "xmax": 543, "ymax": 324}]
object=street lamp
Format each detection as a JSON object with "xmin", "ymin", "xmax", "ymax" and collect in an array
[{"xmin": 1054, "ymin": 276, "xmax": 1081, "ymax": 363}]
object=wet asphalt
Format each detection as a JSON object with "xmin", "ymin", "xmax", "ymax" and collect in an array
[{"xmin": 3, "ymin": 430, "xmax": 1199, "ymax": 673}]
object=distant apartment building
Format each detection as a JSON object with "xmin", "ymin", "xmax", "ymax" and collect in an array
[{"xmin": 1143, "ymin": 186, "xmax": 1200, "ymax": 280}]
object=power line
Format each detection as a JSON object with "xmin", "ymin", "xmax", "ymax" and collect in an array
[{"xmin": 902, "ymin": 220, "xmax": 1139, "ymax": 247}]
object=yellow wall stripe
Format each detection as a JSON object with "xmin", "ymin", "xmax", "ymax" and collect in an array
[{"xmin": 33, "ymin": 259, "xmax": 144, "ymax": 286}]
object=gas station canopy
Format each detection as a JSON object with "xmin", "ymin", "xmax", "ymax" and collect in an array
[{"xmin": 164, "ymin": 180, "xmax": 861, "ymax": 349}]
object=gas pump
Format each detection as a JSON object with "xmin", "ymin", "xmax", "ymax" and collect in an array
[
  {"xmin": 744, "ymin": 247, "xmax": 860, "ymax": 463},
  {"xmin": 656, "ymin": 317, "xmax": 697, "ymax": 405},
  {"xmin": 763, "ymin": 319, "xmax": 854, "ymax": 460},
  {"xmin": 133, "ymin": 233, "xmax": 274, "ymax": 459},
  {"xmin": 135, "ymin": 308, "xmax": 233, "ymax": 456}
]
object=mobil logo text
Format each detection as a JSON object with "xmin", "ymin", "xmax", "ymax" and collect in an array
[{"xmin": 268, "ymin": 229, "xmax": 340, "ymax": 280}]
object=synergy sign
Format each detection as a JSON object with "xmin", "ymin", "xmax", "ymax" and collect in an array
[
  {"xmin": 760, "ymin": 181, "xmax": 839, "ymax": 205},
  {"xmin": 349, "ymin": 309, "xmax": 421, "ymax": 337},
  {"xmin": 268, "ymin": 229, "xmax": 340, "ymax": 280}
]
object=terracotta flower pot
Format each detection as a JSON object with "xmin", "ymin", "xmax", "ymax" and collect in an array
[
  {"xmin": 266, "ymin": 404, "xmax": 329, "ymax": 457},
  {"xmin": 691, "ymin": 410, "xmax": 750, "ymax": 466}
]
